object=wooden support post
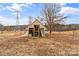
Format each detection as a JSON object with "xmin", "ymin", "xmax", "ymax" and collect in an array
[
  {"xmin": 33, "ymin": 28, "xmax": 35, "ymax": 37},
  {"xmin": 38, "ymin": 29, "xmax": 39, "ymax": 37}
]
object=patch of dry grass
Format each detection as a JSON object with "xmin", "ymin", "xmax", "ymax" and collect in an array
[{"xmin": 0, "ymin": 31, "xmax": 79, "ymax": 56}]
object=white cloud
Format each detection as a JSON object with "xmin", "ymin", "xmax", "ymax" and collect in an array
[
  {"xmin": 2, "ymin": 17, "xmax": 29, "ymax": 26},
  {"xmin": 60, "ymin": 6, "xmax": 79, "ymax": 15},
  {"xmin": 6, "ymin": 3, "xmax": 34, "ymax": 12},
  {"xmin": 60, "ymin": 3, "xmax": 66, "ymax": 6},
  {"xmin": 0, "ymin": 5, "xmax": 6, "ymax": 11},
  {"xmin": 8, "ymin": 3, "xmax": 22, "ymax": 11},
  {"xmin": 0, "ymin": 16, "xmax": 5, "ymax": 20},
  {"xmin": 0, "ymin": 16, "xmax": 6, "ymax": 25},
  {"xmin": 5, "ymin": 3, "xmax": 35, "ymax": 18}
]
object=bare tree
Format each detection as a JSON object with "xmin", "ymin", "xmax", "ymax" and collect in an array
[{"xmin": 41, "ymin": 3, "xmax": 67, "ymax": 38}]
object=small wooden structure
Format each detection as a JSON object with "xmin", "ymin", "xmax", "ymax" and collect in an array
[{"xmin": 26, "ymin": 19, "xmax": 47, "ymax": 37}]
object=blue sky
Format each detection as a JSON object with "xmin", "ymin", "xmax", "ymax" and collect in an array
[{"xmin": 0, "ymin": 3, "xmax": 79, "ymax": 25}]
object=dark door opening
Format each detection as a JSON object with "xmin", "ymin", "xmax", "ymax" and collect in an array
[
  {"xmin": 34, "ymin": 25, "xmax": 40, "ymax": 37},
  {"xmin": 29, "ymin": 28, "xmax": 34, "ymax": 36}
]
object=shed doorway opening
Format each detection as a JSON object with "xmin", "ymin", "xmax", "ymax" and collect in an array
[
  {"xmin": 28, "ymin": 25, "xmax": 44, "ymax": 37},
  {"xmin": 29, "ymin": 28, "xmax": 34, "ymax": 36},
  {"xmin": 34, "ymin": 25, "xmax": 40, "ymax": 37}
]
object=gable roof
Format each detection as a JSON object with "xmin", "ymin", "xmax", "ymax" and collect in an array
[{"xmin": 26, "ymin": 19, "xmax": 47, "ymax": 30}]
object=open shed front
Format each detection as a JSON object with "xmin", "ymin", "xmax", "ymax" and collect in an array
[
  {"xmin": 26, "ymin": 19, "xmax": 47, "ymax": 37},
  {"xmin": 28, "ymin": 25, "xmax": 45, "ymax": 37}
]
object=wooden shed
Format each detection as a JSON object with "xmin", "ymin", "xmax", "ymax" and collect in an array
[{"xmin": 25, "ymin": 19, "xmax": 47, "ymax": 37}]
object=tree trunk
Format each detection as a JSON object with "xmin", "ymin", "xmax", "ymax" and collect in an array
[{"xmin": 49, "ymin": 25, "xmax": 52, "ymax": 38}]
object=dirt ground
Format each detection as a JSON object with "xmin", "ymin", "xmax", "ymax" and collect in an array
[{"xmin": 0, "ymin": 30, "xmax": 79, "ymax": 56}]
